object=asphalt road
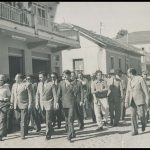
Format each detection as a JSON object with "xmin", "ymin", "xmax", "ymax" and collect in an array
[{"xmin": 1, "ymin": 109, "xmax": 150, "ymax": 148}]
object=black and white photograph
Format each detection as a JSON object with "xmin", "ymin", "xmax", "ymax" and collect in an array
[{"xmin": 0, "ymin": 1, "xmax": 150, "ymax": 148}]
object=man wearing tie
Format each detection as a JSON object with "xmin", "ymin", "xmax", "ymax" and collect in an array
[
  {"xmin": 57, "ymin": 70, "xmax": 76, "ymax": 142},
  {"xmin": 10, "ymin": 74, "xmax": 33, "ymax": 139},
  {"xmin": 36, "ymin": 71, "xmax": 59, "ymax": 140},
  {"xmin": 125, "ymin": 68, "xmax": 150, "ymax": 136}
]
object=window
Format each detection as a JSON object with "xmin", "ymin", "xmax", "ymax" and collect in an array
[
  {"xmin": 73, "ymin": 59, "xmax": 84, "ymax": 73},
  {"xmin": 110, "ymin": 57, "xmax": 114, "ymax": 69},
  {"xmin": 119, "ymin": 58, "xmax": 121, "ymax": 69},
  {"xmin": 55, "ymin": 55, "xmax": 60, "ymax": 61}
]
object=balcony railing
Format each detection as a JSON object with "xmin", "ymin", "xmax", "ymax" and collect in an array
[
  {"xmin": 0, "ymin": 2, "xmax": 79, "ymax": 41},
  {"xmin": 0, "ymin": 2, "xmax": 30, "ymax": 26}
]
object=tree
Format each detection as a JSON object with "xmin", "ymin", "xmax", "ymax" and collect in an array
[{"xmin": 116, "ymin": 29, "xmax": 128, "ymax": 39}]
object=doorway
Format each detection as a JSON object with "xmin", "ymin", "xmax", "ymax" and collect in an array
[
  {"xmin": 9, "ymin": 56, "xmax": 24, "ymax": 81},
  {"xmin": 32, "ymin": 59, "xmax": 51, "ymax": 75}
]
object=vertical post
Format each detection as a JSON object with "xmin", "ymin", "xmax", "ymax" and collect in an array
[{"xmin": 100, "ymin": 21, "xmax": 102, "ymax": 36}]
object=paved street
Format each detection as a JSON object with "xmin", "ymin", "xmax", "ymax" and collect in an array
[{"xmin": 1, "ymin": 109, "xmax": 150, "ymax": 148}]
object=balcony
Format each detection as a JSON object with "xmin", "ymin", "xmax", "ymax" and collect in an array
[{"xmin": 0, "ymin": 2, "xmax": 79, "ymax": 42}]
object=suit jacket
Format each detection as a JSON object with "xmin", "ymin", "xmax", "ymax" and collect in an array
[
  {"xmin": 57, "ymin": 80, "xmax": 76, "ymax": 108},
  {"xmin": 125, "ymin": 76, "xmax": 150, "ymax": 106},
  {"xmin": 71, "ymin": 79, "xmax": 84, "ymax": 104},
  {"xmin": 10, "ymin": 82, "xmax": 33, "ymax": 109},
  {"xmin": 36, "ymin": 80, "xmax": 57, "ymax": 110}
]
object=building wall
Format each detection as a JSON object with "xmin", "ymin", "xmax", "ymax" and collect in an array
[
  {"xmin": 106, "ymin": 47, "xmax": 141, "ymax": 74},
  {"xmin": 133, "ymin": 43, "xmax": 150, "ymax": 73},
  {"xmin": 0, "ymin": 35, "xmax": 61, "ymax": 76},
  {"xmin": 62, "ymin": 36, "xmax": 107, "ymax": 74}
]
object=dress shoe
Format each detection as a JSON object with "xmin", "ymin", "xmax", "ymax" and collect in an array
[
  {"xmin": 71, "ymin": 132, "xmax": 76, "ymax": 138},
  {"xmin": 45, "ymin": 135, "xmax": 51, "ymax": 140},
  {"xmin": 95, "ymin": 126, "xmax": 103, "ymax": 131},
  {"xmin": 67, "ymin": 136, "xmax": 72, "ymax": 143},
  {"xmin": 21, "ymin": 136, "xmax": 26, "ymax": 140},
  {"xmin": 36, "ymin": 128, "xmax": 41, "ymax": 133},
  {"xmin": 131, "ymin": 131, "xmax": 138, "ymax": 136}
]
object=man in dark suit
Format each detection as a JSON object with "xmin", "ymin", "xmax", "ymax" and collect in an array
[
  {"xmin": 71, "ymin": 71, "xmax": 84, "ymax": 130},
  {"xmin": 36, "ymin": 71, "xmax": 58, "ymax": 140},
  {"xmin": 10, "ymin": 73, "xmax": 33, "ymax": 139},
  {"xmin": 51, "ymin": 72, "xmax": 62, "ymax": 129},
  {"xmin": 57, "ymin": 70, "xmax": 76, "ymax": 142}
]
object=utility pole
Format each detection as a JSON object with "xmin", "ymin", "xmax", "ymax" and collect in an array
[{"xmin": 100, "ymin": 21, "xmax": 102, "ymax": 36}]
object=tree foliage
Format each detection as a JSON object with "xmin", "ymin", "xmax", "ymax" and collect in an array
[{"xmin": 116, "ymin": 29, "xmax": 128, "ymax": 39}]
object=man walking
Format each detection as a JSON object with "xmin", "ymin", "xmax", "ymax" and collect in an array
[
  {"xmin": 71, "ymin": 71, "xmax": 84, "ymax": 130},
  {"xmin": 125, "ymin": 68, "xmax": 150, "ymax": 136},
  {"xmin": 107, "ymin": 69, "xmax": 123, "ymax": 126},
  {"xmin": 91, "ymin": 70, "xmax": 109, "ymax": 131},
  {"xmin": 10, "ymin": 74, "xmax": 33, "ymax": 139},
  {"xmin": 57, "ymin": 70, "xmax": 76, "ymax": 142},
  {"xmin": 36, "ymin": 71, "xmax": 58, "ymax": 140}
]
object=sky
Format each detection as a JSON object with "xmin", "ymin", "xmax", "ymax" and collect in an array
[{"xmin": 55, "ymin": 2, "xmax": 150, "ymax": 38}]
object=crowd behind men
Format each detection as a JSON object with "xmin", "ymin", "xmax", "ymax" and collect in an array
[{"xmin": 0, "ymin": 68, "xmax": 149, "ymax": 142}]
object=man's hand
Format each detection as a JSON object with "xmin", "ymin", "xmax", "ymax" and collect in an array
[
  {"xmin": 54, "ymin": 102, "xmax": 59, "ymax": 110},
  {"xmin": 36, "ymin": 103, "xmax": 39, "ymax": 110},
  {"xmin": 28, "ymin": 104, "xmax": 33, "ymax": 110},
  {"xmin": 80, "ymin": 101, "xmax": 84, "ymax": 106},
  {"xmin": 10, "ymin": 103, "xmax": 13, "ymax": 109}
]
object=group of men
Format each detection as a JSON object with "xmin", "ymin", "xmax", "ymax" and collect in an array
[{"xmin": 0, "ymin": 67, "xmax": 149, "ymax": 143}]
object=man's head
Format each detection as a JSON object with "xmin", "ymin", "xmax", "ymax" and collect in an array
[
  {"xmin": 26, "ymin": 74, "xmax": 33, "ymax": 83},
  {"xmin": 116, "ymin": 69, "xmax": 123, "ymax": 77},
  {"xmin": 127, "ymin": 68, "xmax": 137, "ymax": 78},
  {"xmin": 71, "ymin": 71, "xmax": 77, "ymax": 81},
  {"xmin": 0, "ymin": 74, "xmax": 5, "ymax": 86},
  {"xmin": 39, "ymin": 71, "xmax": 47, "ymax": 82},
  {"xmin": 51, "ymin": 72, "xmax": 58, "ymax": 82},
  {"xmin": 95, "ymin": 70, "xmax": 102, "ymax": 81},
  {"xmin": 63, "ymin": 70, "xmax": 71, "ymax": 81},
  {"xmin": 15, "ymin": 73, "xmax": 24, "ymax": 83},
  {"xmin": 109, "ymin": 69, "xmax": 116, "ymax": 77},
  {"xmin": 77, "ymin": 72, "xmax": 84, "ymax": 80}
]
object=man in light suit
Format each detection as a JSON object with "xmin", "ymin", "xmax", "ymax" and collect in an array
[
  {"xmin": 36, "ymin": 71, "xmax": 58, "ymax": 140},
  {"xmin": 125, "ymin": 68, "xmax": 150, "ymax": 136},
  {"xmin": 10, "ymin": 73, "xmax": 33, "ymax": 139},
  {"xmin": 57, "ymin": 70, "xmax": 76, "ymax": 142}
]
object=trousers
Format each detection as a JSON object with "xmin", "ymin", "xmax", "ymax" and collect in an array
[
  {"xmin": 63, "ymin": 108, "xmax": 75, "ymax": 139},
  {"xmin": 15, "ymin": 107, "xmax": 28, "ymax": 138},
  {"xmin": 130, "ymin": 99, "xmax": 146, "ymax": 133}
]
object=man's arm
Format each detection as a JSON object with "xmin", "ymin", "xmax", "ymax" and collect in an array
[
  {"xmin": 140, "ymin": 77, "xmax": 150, "ymax": 105},
  {"xmin": 27, "ymin": 84, "xmax": 33, "ymax": 106},
  {"xmin": 125, "ymin": 80, "xmax": 130, "ymax": 108},
  {"xmin": 79, "ymin": 82, "xmax": 84, "ymax": 105},
  {"xmin": 52, "ymin": 84, "xmax": 58, "ymax": 103},
  {"xmin": 35, "ymin": 83, "xmax": 40, "ymax": 108}
]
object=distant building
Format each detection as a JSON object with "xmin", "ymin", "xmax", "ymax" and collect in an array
[
  {"xmin": 61, "ymin": 25, "xmax": 143, "ymax": 75},
  {"xmin": 116, "ymin": 31, "xmax": 150, "ymax": 74},
  {"xmin": 0, "ymin": 2, "xmax": 80, "ymax": 80}
]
